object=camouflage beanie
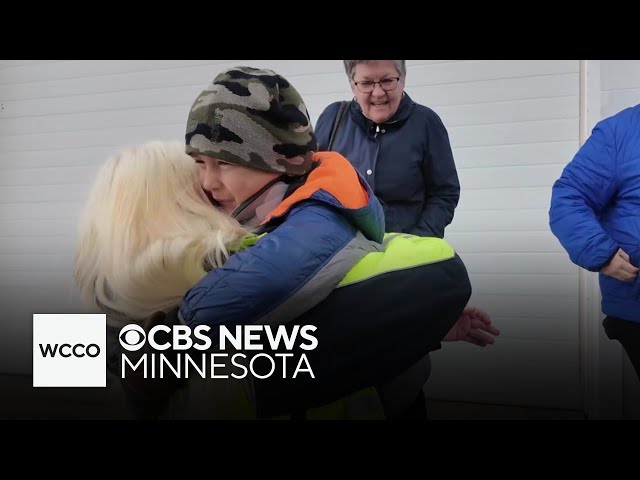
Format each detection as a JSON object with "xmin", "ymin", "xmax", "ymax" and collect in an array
[{"xmin": 185, "ymin": 66, "xmax": 317, "ymax": 176}]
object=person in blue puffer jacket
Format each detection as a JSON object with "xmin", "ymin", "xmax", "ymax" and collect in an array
[{"xmin": 550, "ymin": 103, "xmax": 640, "ymax": 382}]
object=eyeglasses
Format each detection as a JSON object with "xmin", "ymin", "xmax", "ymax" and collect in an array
[{"xmin": 353, "ymin": 77, "xmax": 400, "ymax": 93}]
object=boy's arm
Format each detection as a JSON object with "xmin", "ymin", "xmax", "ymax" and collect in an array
[{"xmin": 179, "ymin": 202, "xmax": 375, "ymax": 339}]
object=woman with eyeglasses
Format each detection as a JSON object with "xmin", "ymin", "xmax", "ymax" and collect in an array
[
  {"xmin": 316, "ymin": 60, "xmax": 463, "ymax": 420},
  {"xmin": 316, "ymin": 60, "xmax": 459, "ymax": 240}
]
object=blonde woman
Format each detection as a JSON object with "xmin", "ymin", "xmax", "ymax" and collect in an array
[{"xmin": 74, "ymin": 140, "xmax": 256, "ymax": 419}]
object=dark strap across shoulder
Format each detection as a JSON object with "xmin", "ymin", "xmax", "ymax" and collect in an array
[{"xmin": 327, "ymin": 101, "xmax": 349, "ymax": 151}]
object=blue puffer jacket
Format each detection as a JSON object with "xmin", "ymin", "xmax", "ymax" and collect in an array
[
  {"xmin": 178, "ymin": 151, "xmax": 385, "ymax": 335},
  {"xmin": 315, "ymin": 93, "xmax": 460, "ymax": 238},
  {"xmin": 549, "ymin": 104, "xmax": 640, "ymax": 322}
]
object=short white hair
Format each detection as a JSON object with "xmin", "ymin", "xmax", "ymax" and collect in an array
[{"xmin": 343, "ymin": 60, "xmax": 406, "ymax": 79}]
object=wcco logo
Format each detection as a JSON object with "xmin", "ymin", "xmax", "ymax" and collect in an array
[
  {"xmin": 39, "ymin": 343, "xmax": 101, "ymax": 358},
  {"xmin": 33, "ymin": 314, "xmax": 106, "ymax": 387}
]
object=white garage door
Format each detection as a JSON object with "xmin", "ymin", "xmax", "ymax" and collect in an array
[{"xmin": 0, "ymin": 60, "xmax": 583, "ymax": 411}]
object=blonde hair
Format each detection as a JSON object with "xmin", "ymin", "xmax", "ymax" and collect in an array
[{"xmin": 74, "ymin": 140, "xmax": 250, "ymax": 328}]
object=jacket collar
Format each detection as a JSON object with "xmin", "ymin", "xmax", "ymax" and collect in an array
[{"xmin": 349, "ymin": 91, "xmax": 415, "ymax": 132}]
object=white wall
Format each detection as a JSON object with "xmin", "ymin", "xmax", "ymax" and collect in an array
[
  {"xmin": 412, "ymin": 61, "xmax": 583, "ymax": 409},
  {"xmin": 601, "ymin": 60, "xmax": 640, "ymax": 118}
]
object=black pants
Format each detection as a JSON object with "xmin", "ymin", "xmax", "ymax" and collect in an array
[{"xmin": 603, "ymin": 316, "xmax": 640, "ymax": 381}]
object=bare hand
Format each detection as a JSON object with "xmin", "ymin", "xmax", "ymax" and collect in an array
[
  {"xmin": 600, "ymin": 248, "xmax": 638, "ymax": 282},
  {"xmin": 443, "ymin": 306, "xmax": 500, "ymax": 346}
]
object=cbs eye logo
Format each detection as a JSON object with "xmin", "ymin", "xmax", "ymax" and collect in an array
[{"xmin": 119, "ymin": 324, "xmax": 146, "ymax": 351}]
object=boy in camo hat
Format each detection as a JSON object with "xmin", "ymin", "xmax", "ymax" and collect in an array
[
  {"xmin": 173, "ymin": 67, "xmax": 474, "ymax": 420},
  {"xmin": 184, "ymin": 66, "xmax": 328, "ymax": 225},
  {"xmin": 185, "ymin": 66, "xmax": 316, "ymax": 178},
  {"xmin": 181, "ymin": 66, "xmax": 389, "ymax": 417}
]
